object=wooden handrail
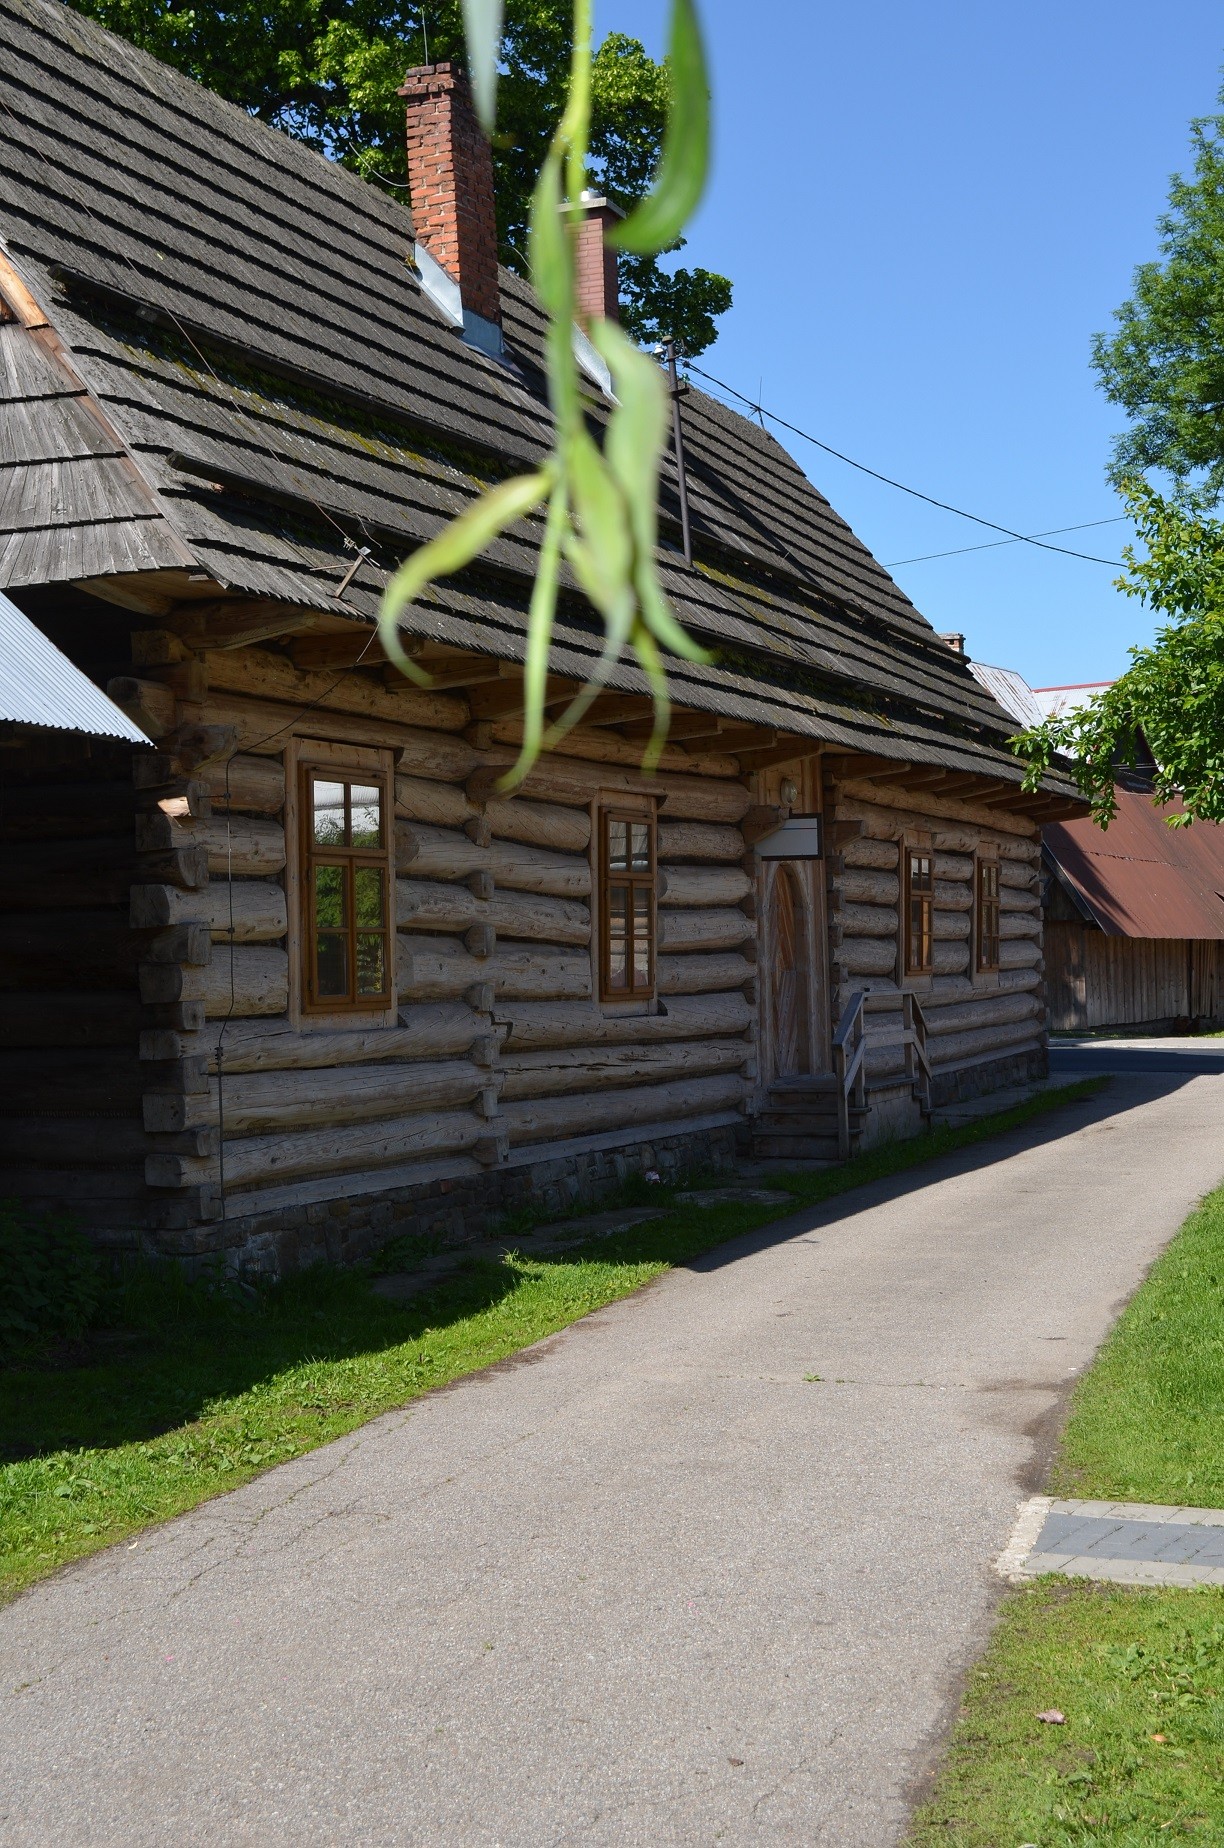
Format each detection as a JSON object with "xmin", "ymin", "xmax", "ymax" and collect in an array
[
  {"xmin": 832, "ymin": 989, "xmax": 867, "ymax": 1159},
  {"xmin": 902, "ymin": 991, "xmax": 932, "ymax": 1115}
]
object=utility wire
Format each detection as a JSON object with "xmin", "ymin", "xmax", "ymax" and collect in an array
[
  {"xmin": 886, "ymin": 516, "xmax": 1127, "ymax": 567},
  {"xmin": 686, "ymin": 360, "xmax": 1127, "ymax": 568}
]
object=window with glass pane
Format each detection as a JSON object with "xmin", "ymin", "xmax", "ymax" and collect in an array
[
  {"xmin": 302, "ymin": 769, "xmax": 391, "ymax": 1011},
  {"xmin": 905, "ymin": 850, "xmax": 934, "ymax": 975},
  {"xmin": 977, "ymin": 859, "xmax": 1001, "ymax": 972},
  {"xmin": 600, "ymin": 808, "xmax": 656, "ymax": 999}
]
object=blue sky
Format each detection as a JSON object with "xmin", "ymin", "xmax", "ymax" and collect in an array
[{"xmin": 597, "ymin": 0, "xmax": 1223, "ymax": 687}]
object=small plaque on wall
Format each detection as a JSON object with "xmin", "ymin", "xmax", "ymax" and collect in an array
[{"xmin": 754, "ymin": 813, "xmax": 823, "ymax": 860}]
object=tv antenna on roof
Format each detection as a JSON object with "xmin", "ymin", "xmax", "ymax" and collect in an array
[{"xmin": 655, "ymin": 339, "xmax": 693, "ymax": 568}]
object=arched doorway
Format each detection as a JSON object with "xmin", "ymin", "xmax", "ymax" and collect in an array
[{"xmin": 768, "ymin": 863, "xmax": 810, "ymax": 1079}]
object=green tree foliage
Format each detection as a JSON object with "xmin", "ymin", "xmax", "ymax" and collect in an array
[
  {"xmin": 68, "ymin": 0, "xmax": 731, "ymax": 352},
  {"xmin": 1018, "ymin": 89, "xmax": 1224, "ymax": 825},
  {"xmin": 1018, "ymin": 482, "xmax": 1224, "ymax": 825},
  {"xmin": 1093, "ymin": 84, "xmax": 1224, "ymax": 505}
]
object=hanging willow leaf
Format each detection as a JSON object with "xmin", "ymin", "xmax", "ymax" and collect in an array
[
  {"xmin": 592, "ymin": 319, "xmax": 668, "ymax": 554},
  {"xmin": 505, "ymin": 482, "xmax": 567, "ymax": 786},
  {"xmin": 609, "ymin": 0, "xmax": 710, "ymax": 255},
  {"xmin": 380, "ymin": 0, "xmax": 714, "ymax": 786},
  {"xmin": 593, "ymin": 318, "xmax": 710, "ymax": 666},
  {"xmin": 461, "ymin": 0, "xmax": 503, "ymax": 136},
  {"xmin": 378, "ymin": 469, "xmax": 553, "ymax": 675}
]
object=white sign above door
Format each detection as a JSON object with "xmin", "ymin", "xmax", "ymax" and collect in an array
[{"xmin": 754, "ymin": 814, "xmax": 824, "ymax": 860}]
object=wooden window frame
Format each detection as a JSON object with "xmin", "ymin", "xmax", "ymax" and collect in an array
[
  {"xmin": 299, "ymin": 758, "xmax": 395, "ymax": 1016},
  {"xmin": 904, "ymin": 846, "xmax": 934, "ymax": 977},
  {"xmin": 976, "ymin": 855, "xmax": 1001, "ymax": 974},
  {"xmin": 598, "ymin": 804, "xmax": 657, "ymax": 1003}
]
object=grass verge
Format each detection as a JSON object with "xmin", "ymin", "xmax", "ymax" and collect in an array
[
  {"xmin": 912, "ymin": 1581, "xmax": 1224, "ymax": 1844},
  {"xmin": 1051, "ymin": 1185, "xmax": 1224, "ymax": 1508},
  {"xmin": 0, "ymin": 1077, "xmax": 1102, "ymax": 1605},
  {"xmin": 912, "ymin": 1174, "xmax": 1224, "ymax": 1845}
]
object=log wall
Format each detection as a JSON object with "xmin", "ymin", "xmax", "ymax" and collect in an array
[
  {"xmin": 396, "ymin": 729, "xmax": 756, "ymax": 1158},
  {"xmin": 6, "ymin": 603, "xmax": 1059, "ymax": 1258},
  {"xmin": 823, "ymin": 771, "xmax": 1046, "ymax": 1092},
  {"xmin": 134, "ymin": 639, "xmax": 755, "ymax": 1232}
]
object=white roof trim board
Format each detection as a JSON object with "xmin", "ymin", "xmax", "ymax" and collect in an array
[{"xmin": 0, "ymin": 586, "xmax": 150, "ymax": 740}]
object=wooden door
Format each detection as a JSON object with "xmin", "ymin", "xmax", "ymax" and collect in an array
[{"xmin": 769, "ymin": 864, "xmax": 810, "ymax": 1078}]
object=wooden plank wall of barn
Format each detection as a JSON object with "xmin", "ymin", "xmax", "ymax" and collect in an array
[
  {"xmin": 1046, "ymin": 923, "xmax": 1224, "ymax": 1031},
  {"xmin": 140, "ymin": 644, "xmax": 758, "ymax": 1231}
]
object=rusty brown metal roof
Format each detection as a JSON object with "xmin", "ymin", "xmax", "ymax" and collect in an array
[{"xmin": 1045, "ymin": 785, "xmax": 1224, "ymax": 939}]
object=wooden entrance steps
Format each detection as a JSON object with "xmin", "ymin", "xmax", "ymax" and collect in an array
[{"xmin": 751, "ymin": 1076, "xmax": 868, "ymax": 1162}]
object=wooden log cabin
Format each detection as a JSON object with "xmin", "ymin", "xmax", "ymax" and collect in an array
[{"xmin": 0, "ymin": 0, "xmax": 1082, "ymax": 1271}]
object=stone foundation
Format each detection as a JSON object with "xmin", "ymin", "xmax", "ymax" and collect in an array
[
  {"xmin": 192, "ymin": 1122, "xmax": 741, "ymax": 1279},
  {"xmin": 929, "ymin": 1044, "xmax": 1048, "ymax": 1110}
]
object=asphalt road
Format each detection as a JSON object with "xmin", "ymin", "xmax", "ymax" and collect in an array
[
  {"xmin": 4, "ymin": 1073, "xmax": 1224, "ymax": 1847},
  {"xmin": 1051, "ymin": 1035, "xmax": 1224, "ymax": 1077}
]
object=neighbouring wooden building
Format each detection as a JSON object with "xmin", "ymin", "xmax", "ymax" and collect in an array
[
  {"xmin": 1044, "ymin": 784, "xmax": 1224, "ymax": 1033},
  {"xmin": 0, "ymin": 0, "xmax": 1082, "ymax": 1272},
  {"xmin": 964, "ymin": 650, "xmax": 1224, "ymax": 1034}
]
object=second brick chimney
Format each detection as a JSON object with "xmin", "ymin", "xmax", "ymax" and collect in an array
[
  {"xmin": 399, "ymin": 62, "xmax": 501, "ymax": 328},
  {"xmin": 571, "ymin": 194, "xmax": 621, "ymax": 324}
]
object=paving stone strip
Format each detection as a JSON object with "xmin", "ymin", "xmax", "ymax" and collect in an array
[{"xmin": 999, "ymin": 1496, "xmax": 1224, "ymax": 1587}]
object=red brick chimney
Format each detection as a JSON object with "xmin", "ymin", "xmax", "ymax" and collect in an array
[
  {"xmin": 399, "ymin": 63, "xmax": 501, "ymax": 327},
  {"xmin": 571, "ymin": 194, "xmax": 621, "ymax": 324}
]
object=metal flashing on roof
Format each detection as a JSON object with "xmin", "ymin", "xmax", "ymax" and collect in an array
[
  {"xmin": 412, "ymin": 242, "xmax": 462, "ymax": 328},
  {"xmin": 0, "ymin": 585, "xmax": 150, "ymax": 740},
  {"xmin": 572, "ymin": 322, "xmax": 614, "ymax": 399},
  {"xmin": 412, "ymin": 242, "xmax": 504, "ymax": 360}
]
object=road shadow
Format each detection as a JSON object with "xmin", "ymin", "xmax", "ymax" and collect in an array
[
  {"xmin": 674, "ymin": 1069, "xmax": 1208, "ymax": 1277},
  {"xmin": 2, "ymin": 1070, "xmax": 1208, "ymax": 1466}
]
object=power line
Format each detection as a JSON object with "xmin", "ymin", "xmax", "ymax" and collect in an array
[
  {"xmin": 886, "ymin": 516, "xmax": 1127, "ymax": 567},
  {"xmin": 686, "ymin": 360, "xmax": 1127, "ymax": 568}
]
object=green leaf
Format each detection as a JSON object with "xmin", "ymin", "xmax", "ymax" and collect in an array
[
  {"xmin": 529, "ymin": 150, "xmax": 571, "ymax": 324},
  {"xmin": 567, "ymin": 426, "xmax": 633, "ymax": 610},
  {"xmin": 630, "ymin": 619, "xmax": 672, "ymax": 772},
  {"xmin": 591, "ymin": 318, "xmax": 667, "ymax": 555},
  {"xmin": 529, "ymin": 150, "xmax": 585, "ymax": 442},
  {"xmin": 500, "ymin": 483, "xmax": 567, "ymax": 789},
  {"xmin": 461, "ymin": 0, "xmax": 503, "ymax": 137},
  {"xmin": 378, "ymin": 470, "xmax": 552, "ymax": 680},
  {"xmin": 609, "ymin": 0, "xmax": 710, "ymax": 256}
]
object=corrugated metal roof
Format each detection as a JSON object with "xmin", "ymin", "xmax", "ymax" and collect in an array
[
  {"xmin": 1045, "ymin": 785, "xmax": 1224, "ymax": 939},
  {"xmin": 1032, "ymin": 682, "xmax": 1113, "ymax": 719},
  {"xmin": 0, "ymin": 585, "xmax": 150, "ymax": 740},
  {"xmin": 967, "ymin": 661, "xmax": 1045, "ymax": 729}
]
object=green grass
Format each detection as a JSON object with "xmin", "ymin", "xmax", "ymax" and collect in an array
[
  {"xmin": 0, "ymin": 1078, "xmax": 1102, "ymax": 1605},
  {"xmin": 913, "ymin": 1174, "xmax": 1224, "ymax": 1845},
  {"xmin": 912, "ymin": 1582, "xmax": 1224, "ymax": 1844},
  {"xmin": 1051, "ymin": 1186, "xmax": 1224, "ymax": 1509}
]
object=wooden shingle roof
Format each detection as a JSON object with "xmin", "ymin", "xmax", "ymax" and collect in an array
[{"xmin": 0, "ymin": 0, "xmax": 1078, "ymax": 795}]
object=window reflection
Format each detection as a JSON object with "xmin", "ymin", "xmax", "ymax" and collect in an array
[
  {"xmin": 601, "ymin": 808, "xmax": 655, "ymax": 999},
  {"xmin": 312, "ymin": 780, "xmax": 346, "ymax": 846},
  {"xmin": 304, "ymin": 768, "xmax": 391, "ymax": 1011},
  {"xmin": 350, "ymin": 785, "xmax": 382, "ymax": 847}
]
